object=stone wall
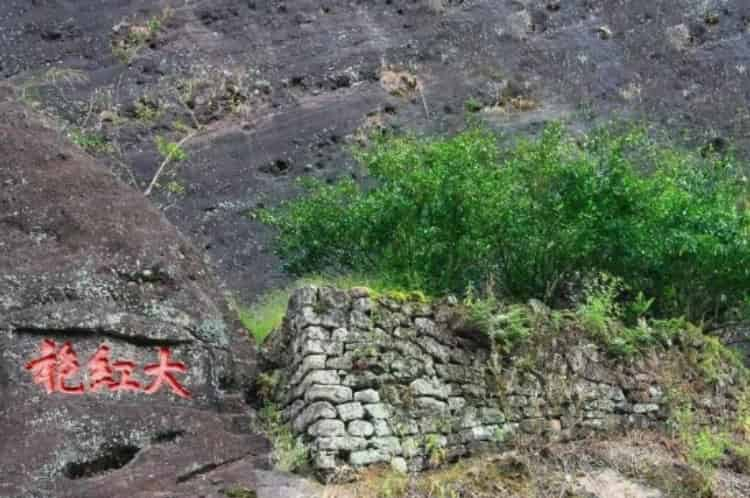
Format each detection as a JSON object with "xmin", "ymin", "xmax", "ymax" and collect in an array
[{"xmin": 265, "ymin": 286, "xmax": 737, "ymax": 477}]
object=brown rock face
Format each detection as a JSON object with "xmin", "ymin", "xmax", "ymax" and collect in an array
[{"xmin": 0, "ymin": 103, "xmax": 319, "ymax": 497}]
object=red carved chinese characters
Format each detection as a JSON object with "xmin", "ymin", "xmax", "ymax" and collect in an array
[
  {"xmin": 25, "ymin": 339, "xmax": 57, "ymax": 394},
  {"xmin": 143, "ymin": 347, "xmax": 191, "ymax": 399},
  {"xmin": 112, "ymin": 361, "xmax": 141, "ymax": 392},
  {"xmin": 25, "ymin": 341, "xmax": 190, "ymax": 399},
  {"xmin": 88, "ymin": 345, "xmax": 116, "ymax": 391},
  {"xmin": 25, "ymin": 340, "xmax": 84, "ymax": 394},
  {"xmin": 56, "ymin": 342, "xmax": 85, "ymax": 394}
]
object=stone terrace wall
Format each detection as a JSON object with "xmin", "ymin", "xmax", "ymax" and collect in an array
[{"xmin": 265, "ymin": 286, "xmax": 733, "ymax": 476}]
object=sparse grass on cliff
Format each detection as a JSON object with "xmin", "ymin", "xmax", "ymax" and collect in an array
[
  {"xmin": 236, "ymin": 287, "xmax": 291, "ymax": 344},
  {"xmin": 257, "ymin": 403, "xmax": 309, "ymax": 473},
  {"xmin": 236, "ymin": 274, "xmax": 427, "ymax": 344}
]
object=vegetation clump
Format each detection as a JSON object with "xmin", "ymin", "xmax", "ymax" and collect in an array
[
  {"xmin": 235, "ymin": 274, "xmax": 431, "ymax": 344},
  {"xmin": 69, "ymin": 129, "xmax": 112, "ymax": 154},
  {"xmin": 666, "ymin": 392, "xmax": 750, "ymax": 496},
  {"xmin": 257, "ymin": 403, "xmax": 309, "ymax": 473},
  {"xmin": 261, "ymin": 123, "xmax": 750, "ymax": 325}
]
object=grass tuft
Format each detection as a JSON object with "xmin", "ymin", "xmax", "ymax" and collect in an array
[{"xmin": 234, "ymin": 274, "xmax": 430, "ymax": 344}]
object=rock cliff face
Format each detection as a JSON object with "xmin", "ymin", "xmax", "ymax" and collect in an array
[
  {"xmin": 2, "ymin": 1, "xmax": 750, "ymax": 495},
  {"xmin": 267, "ymin": 286, "xmax": 743, "ymax": 479},
  {"xmin": 0, "ymin": 102, "xmax": 319, "ymax": 498},
  {"xmin": 2, "ymin": 0, "xmax": 750, "ymax": 302}
]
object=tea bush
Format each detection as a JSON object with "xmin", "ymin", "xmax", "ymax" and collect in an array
[{"xmin": 261, "ymin": 123, "xmax": 750, "ymax": 322}]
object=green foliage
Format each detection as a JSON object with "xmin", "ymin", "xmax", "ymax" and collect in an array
[
  {"xmin": 111, "ymin": 12, "xmax": 166, "ymax": 62},
  {"xmin": 571, "ymin": 276, "xmax": 712, "ymax": 359},
  {"xmin": 667, "ymin": 391, "xmax": 750, "ymax": 494},
  {"xmin": 378, "ymin": 470, "xmax": 409, "ymax": 498},
  {"xmin": 221, "ymin": 488, "xmax": 257, "ymax": 498},
  {"xmin": 258, "ymin": 403, "xmax": 309, "ymax": 473},
  {"xmin": 69, "ymin": 129, "xmax": 111, "ymax": 154},
  {"xmin": 690, "ymin": 334, "xmax": 746, "ymax": 384},
  {"xmin": 147, "ymin": 16, "xmax": 162, "ymax": 35},
  {"xmin": 625, "ymin": 291, "xmax": 655, "ymax": 324},
  {"xmin": 155, "ymin": 136, "xmax": 187, "ymax": 162},
  {"xmin": 668, "ymin": 403, "xmax": 721, "ymax": 493},
  {"xmin": 263, "ymin": 123, "xmax": 750, "ymax": 322},
  {"xmin": 690, "ymin": 429, "xmax": 730, "ymax": 469},
  {"xmin": 235, "ymin": 288, "xmax": 291, "ymax": 344},
  {"xmin": 236, "ymin": 274, "xmax": 430, "ymax": 344},
  {"xmin": 738, "ymin": 390, "xmax": 750, "ymax": 440},
  {"xmin": 493, "ymin": 425, "xmax": 512, "ymax": 444},
  {"xmin": 464, "ymin": 97, "xmax": 483, "ymax": 113},
  {"xmin": 255, "ymin": 371, "xmax": 278, "ymax": 400},
  {"xmin": 136, "ymin": 99, "xmax": 162, "ymax": 122},
  {"xmin": 165, "ymin": 180, "xmax": 185, "ymax": 195},
  {"xmin": 576, "ymin": 273, "xmax": 624, "ymax": 336},
  {"xmin": 424, "ymin": 434, "xmax": 447, "ymax": 467},
  {"xmin": 464, "ymin": 289, "xmax": 532, "ymax": 354}
]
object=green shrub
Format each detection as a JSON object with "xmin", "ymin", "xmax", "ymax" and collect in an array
[
  {"xmin": 690, "ymin": 429, "xmax": 730, "ymax": 469},
  {"xmin": 464, "ymin": 293, "xmax": 532, "ymax": 354},
  {"xmin": 576, "ymin": 273, "xmax": 624, "ymax": 336},
  {"xmin": 155, "ymin": 136, "xmax": 187, "ymax": 162},
  {"xmin": 70, "ymin": 129, "xmax": 111, "ymax": 154},
  {"xmin": 258, "ymin": 403, "xmax": 309, "ymax": 473},
  {"xmin": 262, "ymin": 123, "xmax": 750, "ymax": 322},
  {"xmin": 464, "ymin": 97, "xmax": 483, "ymax": 113},
  {"xmin": 378, "ymin": 470, "xmax": 409, "ymax": 498}
]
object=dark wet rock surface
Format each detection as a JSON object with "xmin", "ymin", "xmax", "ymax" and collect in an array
[
  {"xmin": 0, "ymin": 101, "xmax": 318, "ymax": 498},
  {"xmin": 2, "ymin": 0, "xmax": 749, "ymax": 301},
  {"xmin": 1, "ymin": 1, "xmax": 750, "ymax": 496}
]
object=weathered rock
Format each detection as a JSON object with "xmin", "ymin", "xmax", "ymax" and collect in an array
[
  {"xmin": 347, "ymin": 420, "xmax": 375, "ymax": 437},
  {"xmin": 411, "ymin": 378, "xmax": 450, "ymax": 400},
  {"xmin": 317, "ymin": 436, "xmax": 368, "ymax": 452},
  {"xmin": 332, "ymin": 402, "xmax": 362, "ymax": 423},
  {"xmin": 633, "ymin": 403, "xmax": 660, "ymax": 414},
  {"xmin": 308, "ymin": 419, "xmax": 347, "ymax": 437},
  {"xmin": 373, "ymin": 419, "xmax": 392, "ymax": 436},
  {"xmin": 364, "ymin": 403, "xmax": 390, "ymax": 419},
  {"xmin": 295, "ymin": 370, "xmax": 341, "ymax": 391},
  {"xmin": 289, "ymin": 354, "xmax": 328, "ymax": 385},
  {"xmin": 293, "ymin": 402, "xmax": 338, "ymax": 432},
  {"xmin": 0, "ymin": 102, "xmax": 299, "ymax": 498},
  {"xmin": 415, "ymin": 397, "xmax": 448, "ymax": 412},
  {"xmin": 318, "ymin": 287, "xmax": 350, "ymax": 310},
  {"xmin": 354, "ymin": 389, "xmax": 380, "ymax": 403},
  {"xmin": 390, "ymin": 457, "xmax": 408, "ymax": 474},
  {"xmin": 349, "ymin": 449, "xmax": 387, "ymax": 466},
  {"xmin": 371, "ymin": 436, "xmax": 402, "ymax": 455},
  {"xmin": 305, "ymin": 385, "xmax": 353, "ymax": 404},
  {"xmin": 267, "ymin": 287, "xmax": 742, "ymax": 478}
]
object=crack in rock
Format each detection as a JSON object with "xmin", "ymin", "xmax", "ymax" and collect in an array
[
  {"xmin": 175, "ymin": 453, "xmax": 252, "ymax": 484},
  {"xmin": 12, "ymin": 325, "xmax": 192, "ymax": 347}
]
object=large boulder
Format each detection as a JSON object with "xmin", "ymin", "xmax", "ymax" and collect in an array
[{"xmin": 0, "ymin": 102, "xmax": 319, "ymax": 498}]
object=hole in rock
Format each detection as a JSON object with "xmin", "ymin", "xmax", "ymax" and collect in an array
[
  {"xmin": 151, "ymin": 429, "xmax": 185, "ymax": 444},
  {"xmin": 63, "ymin": 444, "xmax": 140, "ymax": 479},
  {"xmin": 260, "ymin": 159, "xmax": 291, "ymax": 176}
]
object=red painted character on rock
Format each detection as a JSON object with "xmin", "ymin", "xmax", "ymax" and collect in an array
[
  {"xmin": 27, "ymin": 341, "xmax": 190, "ymax": 398},
  {"xmin": 25, "ymin": 340, "xmax": 85, "ymax": 394},
  {"xmin": 143, "ymin": 347, "xmax": 191, "ymax": 399},
  {"xmin": 87, "ymin": 344, "xmax": 116, "ymax": 391}
]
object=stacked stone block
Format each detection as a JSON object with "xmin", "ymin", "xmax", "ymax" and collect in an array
[{"xmin": 268, "ymin": 286, "xmax": 677, "ymax": 475}]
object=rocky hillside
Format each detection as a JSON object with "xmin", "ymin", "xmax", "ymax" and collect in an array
[
  {"xmin": 2, "ymin": 1, "xmax": 750, "ymax": 498},
  {"xmin": 0, "ymin": 100, "xmax": 318, "ymax": 497},
  {"xmin": 2, "ymin": 0, "xmax": 750, "ymax": 303}
]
